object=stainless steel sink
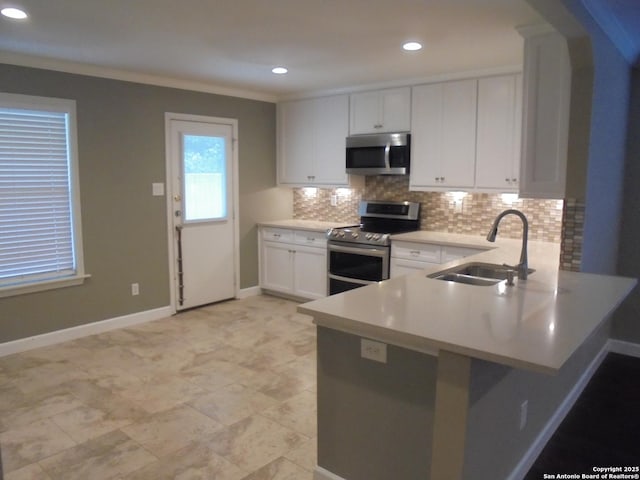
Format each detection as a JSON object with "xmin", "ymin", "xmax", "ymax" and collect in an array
[
  {"xmin": 433, "ymin": 272, "xmax": 502, "ymax": 286},
  {"xmin": 428, "ymin": 262, "xmax": 535, "ymax": 286}
]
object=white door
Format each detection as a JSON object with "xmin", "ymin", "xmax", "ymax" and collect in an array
[{"xmin": 168, "ymin": 117, "xmax": 236, "ymax": 310}]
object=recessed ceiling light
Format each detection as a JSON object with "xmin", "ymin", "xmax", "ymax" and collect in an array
[
  {"xmin": 1, "ymin": 7, "xmax": 28, "ymax": 19},
  {"xmin": 403, "ymin": 42, "xmax": 423, "ymax": 52},
  {"xmin": 271, "ymin": 66, "xmax": 288, "ymax": 75}
]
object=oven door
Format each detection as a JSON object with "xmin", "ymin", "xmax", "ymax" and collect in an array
[{"xmin": 327, "ymin": 242, "xmax": 389, "ymax": 295}]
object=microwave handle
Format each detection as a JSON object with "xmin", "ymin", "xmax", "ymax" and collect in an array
[{"xmin": 384, "ymin": 142, "xmax": 391, "ymax": 170}]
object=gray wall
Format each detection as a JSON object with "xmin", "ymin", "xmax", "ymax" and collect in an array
[
  {"xmin": 0, "ymin": 63, "xmax": 291, "ymax": 343},
  {"xmin": 317, "ymin": 327, "xmax": 438, "ymax": 480},
  {"xmin": 463, "ymin": 320, "xmax": 610, "ymax": 479},
  {"xmin": 556, "ymin": 0, "xmax": 640, "ymax": 343},
  {"xmin": 613, "ymin": 69, "xmax": 640, "ymax": 343}
]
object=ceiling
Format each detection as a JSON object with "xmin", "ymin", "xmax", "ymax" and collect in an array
[{"xmin": 0, "ymin": 0, "xmax": 545, "ymax": 101}]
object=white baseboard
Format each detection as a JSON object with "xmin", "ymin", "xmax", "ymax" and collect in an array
[
  {"xmin": 0, "ymin": 306, "xmax": 172, "ymax": 357},
  {"xmin": 314, "ymin": 466, "xmax": 347, "ymax": 480},
  {"xmin": 236, "ymin": 286, "xmax": 261, "ymax": 299},
  {"xmin": 607, "ymin": 338, "xmax": 640, "ymax": 358}
]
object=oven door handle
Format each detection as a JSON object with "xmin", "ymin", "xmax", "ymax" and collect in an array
[
  {"xmin": 328, "ymin": 274, "xmax": 375, "ymax": 286},
  {"xmin": 328, "ymin": 243, "xmax": 388, "ymax": 257},
  {"xmin": 384, "ymin": 141, "xmax": 391, "ymax": 170}
]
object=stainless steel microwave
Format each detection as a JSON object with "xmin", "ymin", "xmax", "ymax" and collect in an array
[{"xmin": 346, "ymin": 132, "xmax": 410, "ymax": 175}]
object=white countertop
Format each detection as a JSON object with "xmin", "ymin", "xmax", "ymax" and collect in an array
[
  {"xmin": 258, "ymin": 219, "xmax": 357, "ymax": 232},
  {"xmin": 298, "ymin": 232, "xmax": 636, "ymax": 374}
]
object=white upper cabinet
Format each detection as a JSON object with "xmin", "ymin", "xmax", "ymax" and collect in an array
[
  {"xmin": 475, "ymin": 74, "xmax": 522, "ymax": 192},
  {"xmin": 349, "ymin": 87, "xmax": 411, "ymax": 135},
  {"xmin": 410, "ymin": 79, "xmax": 477, "ymax": 190},
  {"xmin": 518, "ymin": 25, "xmax": 571, "ymax": 199},
  {"xmin": 277, "ymin": 94, "xmax": 350, "ymax": 186}
]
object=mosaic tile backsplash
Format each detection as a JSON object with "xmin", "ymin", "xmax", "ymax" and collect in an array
[
  {"xmin": 294, "ymin": 176, "xmax": 564, "ymax": 242},
  {"xmin": 293, "ymin": 176, "xmax": 585, "ymax": 272}
]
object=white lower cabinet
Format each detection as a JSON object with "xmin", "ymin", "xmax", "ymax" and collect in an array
[
  {"xmin": 259, "ymin": 227, "xmax": 327, "ymax": 299},
  {"xmin": 292, "ymin": 244, "xmax": 327, "ymax": 299},
  {"xmin": 390, "ymin": 240, "xmax": 483, "ymax": 278}
]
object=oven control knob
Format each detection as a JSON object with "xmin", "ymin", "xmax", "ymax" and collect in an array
[
  {"xmin": 351, "ymin": 232, "xmax": 359, "ymax": 239},
  {"xmin": 338, "ymin": 231, "xmax": 345, "ymax": 238},
  {"xmin": 365, "ymin": 233, "xmax": 373, "ymax": 240},
  {"xmin": 373, "ymin": 234, "xmax": 381, "ymax": 241},
  {"xmin": 331, "ymin": 230, "xmax": 338, "ymax": 237}
]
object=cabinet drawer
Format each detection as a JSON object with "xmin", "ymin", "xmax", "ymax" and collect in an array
[
  {"xmin": 262, "ymin": 227, "xmax": 294, "ymax": 243},
  {"xmin": 294, "ymin": 230, "xmax": 327, "ymax": 248},
  {"xmin": 391, "ymin": 242, "xmax": 441, "ymax": 263},
  {"xmin": 441, "ymin": 245, "xmax": 483, "ymax": 263}
]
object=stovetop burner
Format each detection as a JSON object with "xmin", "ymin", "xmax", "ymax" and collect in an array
[{"xmin": 327, "ymin": 200, "xmax": 420, "ymax": 246}]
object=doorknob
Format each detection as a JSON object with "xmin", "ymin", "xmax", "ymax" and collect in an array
[{"xmin": 174, "ymin": 195, "xmax": 182, "ymax": 201}]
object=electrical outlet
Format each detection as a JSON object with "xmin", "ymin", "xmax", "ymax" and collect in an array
[
  {"xmin": 519, "ymin": 400, "xmax": 528, "ymax": 430},
  {"xmin": 131, "ymin": 283, "xmax": 140, "ymax": 296},
  {"xmin": 330, "ymin": 194, "xmax": 338, "ymax": 207},
  {"xmin": 361, "ymin": 338, "xmax": 387, "ymax": 363}
]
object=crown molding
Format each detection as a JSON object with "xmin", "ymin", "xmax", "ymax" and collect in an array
[
  {"xmin": 277, "ymin": 64, "xmax": 523, "ymax": 102},
  {"xmin": 0, "ymin": 51, "xmax": 278, "ymax": 103}
]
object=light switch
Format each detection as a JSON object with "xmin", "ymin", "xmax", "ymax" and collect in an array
[{"xmin": 152, "ymin": 183, "xmax": 165, "ymax": 196}]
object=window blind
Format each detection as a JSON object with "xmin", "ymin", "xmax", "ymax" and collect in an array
[{"xmin": 0, "ymin": 107, "xmax": 76, "ymax": 287}]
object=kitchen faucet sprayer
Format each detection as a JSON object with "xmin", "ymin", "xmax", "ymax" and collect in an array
[{"xmin": 486, "ymin": 209, "xmax": 529, "ymax": 280}]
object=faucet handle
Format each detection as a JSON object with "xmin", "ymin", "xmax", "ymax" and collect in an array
[{"xmin": 506, "ymin": 269, "xmax": 515, "ymax": 286}]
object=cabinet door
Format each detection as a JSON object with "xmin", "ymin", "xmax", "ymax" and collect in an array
[
  {"xmin": 261, "ymin": 241, "xmax": 294, "ymax": 294},
  {"xmin": 440, "ymin": 79, "xmax": 477, "ymax": 187},
  {"xmin": 349, "ymin": 88, "xmax": 411, "ymax": 134},
  {"xmin": 410, "ymin": 80, "xmax": 476, "ymax": 190},
  {"xmin": 293, "ymin": 245, "xmax": 327, "ymax": 299},
  {"xmin": 277, "ymin": 99, "xmax": 316, "ymax": 184},
  {"xmin": 475, "ymin": 75, "xmax": 521, "ymax": 191},
  {"xmin": 313, "ymin": 95, "xmax": 349, "ymax": 185},
  {"xmin": 379, "ymin": 88, "xmax": 411, "ymax": 133},
  {"xmin": 518, "ymin": 28, "xmax": 571, "ymax": 199},
  {"xmin": 349, "ymin": 91, "xmax": 382, "ymax": 134},
  {"xmin": 390, "ymin": 258, "xmax": 436, "ymax": 278}
]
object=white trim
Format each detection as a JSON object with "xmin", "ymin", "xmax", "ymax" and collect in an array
[
  {"xmin": 607, "ymin": 338, "xmax": 640, "ymax": 358},
  {"xmin": 278, "ymin": 65, "xmax": 523, "ymax": 102},
  {"xmin": 506, "ymin": 343, "xmax": 609, "ymax": 480},
  {"xmin": 237, "ymin": 286, "xmax": 262, "ymax": 299},
  {"xmin": 314, "ymin": 466, "xmax": 347, "ymax": 480},
  {"xmin": 164, "ymin": 113, "xmax": 240, "ymax": 314},
  {"xmin": 0, "ymin": 93, "xmax": 87, "ymax": 297},
  {"xmin": 0, "ymin": 306, "xmax": 171, "ymax": 358},
  {"xmin": 0, "ymin": 51, "xmax": 277, "ymax": 103},
  {"xmin": 0, "ymin": 274, "xmax": 91, "ymax": 298}
]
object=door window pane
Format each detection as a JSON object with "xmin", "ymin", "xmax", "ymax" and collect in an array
[{"xmin": 183, "ymin": 134, "xmax": 226, "ymax": 221}]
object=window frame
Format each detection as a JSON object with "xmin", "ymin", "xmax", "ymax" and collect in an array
[{"xmin": 0, "ymin": 92, "xmax": 88, "ymax": 298}]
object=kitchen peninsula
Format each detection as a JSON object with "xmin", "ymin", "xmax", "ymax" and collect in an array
[{"xmin": 299, "ymin": 233, "xmax": 636, "ymax": 480}]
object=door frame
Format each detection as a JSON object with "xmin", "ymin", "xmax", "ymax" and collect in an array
[{"xmin": 164, "ymin": 112, "xmax": 240, "ymax": 314}]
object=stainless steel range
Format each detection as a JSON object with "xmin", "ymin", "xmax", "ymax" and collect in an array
[{"xmin": 327, "ymin": 200, "xmax": 420, "ymax": 295}]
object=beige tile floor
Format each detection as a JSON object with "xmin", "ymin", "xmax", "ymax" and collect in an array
[{"xmin": 0, "ymin": 295, "xmax": 317, "ymax": 480}]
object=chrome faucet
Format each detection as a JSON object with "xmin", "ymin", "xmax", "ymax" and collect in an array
[{"xmin": 486, "ymin": 209, "xmax": 529, "ymax": 280}]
